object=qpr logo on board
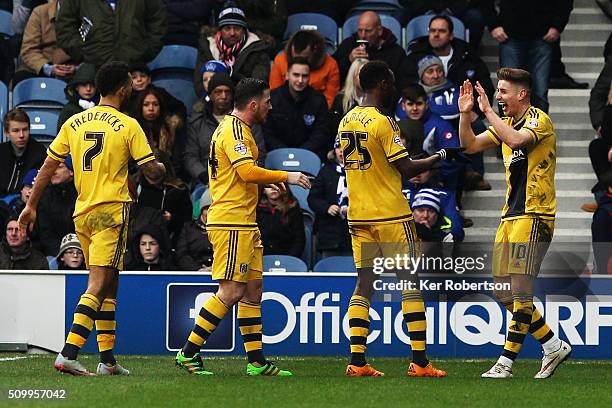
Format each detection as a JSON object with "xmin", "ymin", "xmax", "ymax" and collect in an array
[{"xmin": 234, "ymin": 142, "xmax": 247, "ymax": 155}]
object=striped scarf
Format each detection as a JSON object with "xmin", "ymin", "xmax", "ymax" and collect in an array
[{"xmin": 215, "ymin": 31, "xmax": 247, "ymax": 68}]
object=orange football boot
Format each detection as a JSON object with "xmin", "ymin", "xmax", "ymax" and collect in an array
[
  {"xmin": 346, "ymin": 364, "xmax": 385, "ymax": 377},
  {"xmin": 407, "ymin": 362, "xmax": 447, "ymax": 377}
]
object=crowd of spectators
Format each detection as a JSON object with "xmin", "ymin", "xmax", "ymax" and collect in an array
[{"xmin": 0, "ymin": 1, "xmax": 608, "ymax": 272}]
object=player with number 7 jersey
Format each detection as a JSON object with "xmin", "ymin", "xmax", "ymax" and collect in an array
[{"xmin": 19, "ymin": 62, "xmax": 166, "ymax": 376}]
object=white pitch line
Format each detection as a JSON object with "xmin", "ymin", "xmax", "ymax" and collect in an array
[{"xmin": 0, "ymin": 356, "xmax": 30, "ymax": 362}]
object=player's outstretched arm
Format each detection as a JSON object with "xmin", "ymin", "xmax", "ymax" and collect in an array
[
  {"xmin": 474, "ymin": 81, "xmax": 534, "ymax": 149},
  {"xmin": 18, "ymin": 155, "xmax": 61, "ymax": 232},
  {"xmin": 393, "ymin": 154, "xmax": 441, "ymax": 180},
  {"xmin": 459, "ymin": 80, "xmax": 496, "ymax": 154},
  {"xmin": 141, "ymin": 160, "xmax": 166, "ymax": 184}
]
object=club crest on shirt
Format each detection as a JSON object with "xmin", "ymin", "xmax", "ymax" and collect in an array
[
  {"xmin": 393, "ymin": 135, "xmax": 404, "ymax": 147},
  {"xmin": 234, "ymin": 142, "xmax": 247, "ymax": 155},
  {"xmin": 303, "ymin": 114, "xmax": 315, "ymax": 126},
  {"xmin": 527, "ymin": 119, "xmax": 538, "ymax": 128},
  {"xmin": 239, "ymin": 263, "xmax": 248, "ymax": 275}
]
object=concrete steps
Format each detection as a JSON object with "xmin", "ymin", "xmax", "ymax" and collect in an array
[{"xmin": 466, "ymin": 3, "xmax": 605, "ymax": 244}]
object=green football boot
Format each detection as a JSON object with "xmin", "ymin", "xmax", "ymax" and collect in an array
[
  {"xmin": 175, "ymin": 351, "xmax": 213, "ymax": 375},
  {"xmin": 246, "ymin": 361, "xmax": 292, "ymax": 376}
]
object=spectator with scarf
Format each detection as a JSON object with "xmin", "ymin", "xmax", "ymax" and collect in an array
[
  {"xmin": 307, "ymin": 137, "xmax": 352, "ymax": 259},
  {"xmin": 192, "ymin": 3, "xmax": 270, "ymax": 96}
]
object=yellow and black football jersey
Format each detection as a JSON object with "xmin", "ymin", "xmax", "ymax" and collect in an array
[
  {"xmin": 485, "ymin": 106, "xmax": 556, "ymax": 220},
  {"xmin": 48, "ymin": 105, "xmax": 155, "ymax": 218},
  {"xmin": 206, "ymin": 114, "xmax": 259, "ymax": 230},
  {"xmin": 337, "ymin": 106, "xmax": 412, "ymax": 225}
]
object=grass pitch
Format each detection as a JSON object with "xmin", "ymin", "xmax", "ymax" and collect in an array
[{"xmin": 1, "ymin": 354, "xmax": 611, "ymax": 407}]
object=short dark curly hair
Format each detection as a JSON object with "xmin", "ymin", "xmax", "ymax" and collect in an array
[{"xmin": 95, "ymin": 61, "xmax": 131, "ymax": 97}]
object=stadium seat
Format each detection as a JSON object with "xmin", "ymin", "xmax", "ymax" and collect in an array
[
  {"xmin": 342, "ymin": 14, "xmax": 403, "ymax": 46},
  {"xmin": 0, "ymin": 81, "xmax": 7, "ymax": 139},
  {"xmin": 148, "ymin": 45, "xmax": 198, "ymax": 81},
  {"xmin": 47, "ymin": 256, "xmax": 58, "ymax": 270},
  {"xmin": 152, "ymin": 79, "xmax": 198, "ymax": 116},
  {"xmin": 12, "ymin": 78, "xmax": 68, "ymax": 108},
  {"xmin": 313, "ymin": 256, "xmax": 357, "ymax": 272},
  {"xmin": 0, "ymin": 9, "xmax": 13, "ymax": 37},
  {"xmin": 263, "ymin": 255, "xmax": 308, "ymax": 272},
  {"xmin": 265, "ymin": 148, "xmax": 321, "ymax": 177},
  {"xmin": 289, "ymin": 184, "xmax": 314, "ymax": 217},
  {"xmin": 406, "ymin": 15, "xmax": 465, "ymax": 44},
  {"xmin": 302, "ymin": 215, "xmax": 314, "ymax": 268},
  {"xmin": 26, "ymin": 109, "xmax": 60, "ymax": 143},
  {"xmin": 284, "ymin": 12, "xmax": 338, "ymax": 47}
]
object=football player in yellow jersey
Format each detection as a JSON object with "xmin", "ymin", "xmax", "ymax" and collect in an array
[
  {"xmin": 18, "ymin": 62, "xmax": 166, "ymax": 376},
  {"xmin": 340, "ymin": 61, "xmax": 467, "ymax": 378},
  {"xmin": 175, "ymin": 78, "xmax": 311, "ymax": 376},
  {"xmin": 458, "ymin": 68, "xmax": 571, "ymax": 379}
]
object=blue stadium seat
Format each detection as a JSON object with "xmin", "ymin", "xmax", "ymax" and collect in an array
[
  {"xmin": 12, "ymin": 78, "xmax": 68, "ymax": 108},
  {"xmin": 26, "ymin": 109, "xmax": 60, "ymax": 143},
  {"xmin": 289, "ymin": 184, "xmax": 314, "ymax": 217},
  {"xmin": 0, "ymin": 81, "xmax": 7, "ymax": 139},
  {"xmin": 263, "ymin": 255, "xmax": 308, "ymax": 272},
  {"xmin": 302, "ymin": 214, "xmax": 314, "ymax": 268},
  {"xmin": 313, "ymin": 256, "xmax": 357, "ymax": 272},
  {"xmin": 0, "ymin": 10, "xmax": 13, "ymax": 37},
  {"xmin": 284, "ymin": 13, "xmax": 338, "ymax": 47},
  {"xmin": 148, "ymin": 45, "xmax": 198, "ymax": 81},
  {"xmin": 406, "ymin": 15, "xmax": 465, "ymax": 44},
  {"xmin": 342, "ymin": 14, "xmax": 403, "ymax": 45},
  {"xmin": 265, "ymin": 148, "xmax": 321, "ymax": 177},
  {"xmin": 348, "ymin": 1, "xmax": 403, "ymax": 17},
  {"xmin": 153, "ymin": 79, "xmax": 198, "ymax": 116},
  {"xmin": 47, "ymin": 256, "xmax": 58, "ymax": 270}
]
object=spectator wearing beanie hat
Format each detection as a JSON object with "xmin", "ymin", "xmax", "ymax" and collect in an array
[
  {"xmin": 175, "ymin": 188, "xmax": 214, "ymax": 271},
  {"xmin": 56, "ymin": 233, "xmax": 85, "ymax": 270},
  {"xmin": 411, "ymin": 190, "xmax": 455, "ymax": 243},
  {"xmin": 193, "ymin": 4, "xmax": 270, "ymax": 96},
  {"xmin": 185, "ymin": 72, "xmax": 267, "ymax": 185},
  {"xmin": 4, "ymin": 168, "xmax": 39, "ymax": 218},
  {"xmin": 200, "ymin": 60, "xmax": 231, "ymax": 101}
]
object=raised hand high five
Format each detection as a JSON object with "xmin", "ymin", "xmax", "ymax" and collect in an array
[
  {"xmin": 459, "ymin": 80, "xmax": 474, "ymax": 113},
  {"xmin": 475, "ymin": 81, "xmax": 493, "ymax": 115}
]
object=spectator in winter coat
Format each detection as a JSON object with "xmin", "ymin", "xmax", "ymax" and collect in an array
[
  {"xmin": 193, "ymin": 4, "xmax": 270, "ymax": 96},
  {"xmin": 263, "ymin": 58, "xmax": 331, "ymax": 158},
  {"xmin": 5, "ymin": 168, "xmax": 38, "ymax": 218},
  {"xmin": 57, "ymin": 63, "xmax": 98, "ymax": 131},
  {"xmin": 333, "ymin": 11, "xmax": 409, "ymax": 92},
  {"xmin": 270, "ymin": 29, "xmax": 340, "ymax": 108},
  {"xmin": 307, "ymin": 139, "xmax": 352, "ymax": 258},
  {"xmin": 405, "ymin": 15, "xmax": 494, "ymax": 110},
  {"xmin": 135, "ymin": 166, "xmax": 192, "ymax": 245},
  {"xmin": 133, "ymin": 86, "xmax": 186, "ymax": 179},
  {"xmin": 124, "ymin": 63, "xmax": 187, "ymax": 122},
  {"xmin": 0, "ymin": 108, "xmax": 46, "ymax": 199},
  {"xmin": 256, "ymin": 186, "xmax": 305, "ymax": 257},
  {"xmin": 125, "ymin": 225, "xmax": 176, "ymax": 271},
  {"xmin": 0, "ymin": 217, "xmax": 48, "ymax": 270},
  {"xmin": 37, "ymin": 154, "xmax": 77, "ymax": 256},
  {"xmin": 185, "ymin": 71, "xmax": 267, "ymax": 184},
  {"xmin": 162, "ymin": 0, "xmax": 213, "ymax": 47},
  {"xmin": 14, "ymin": 0, "xmax": 77, "ymax": 86},
  {"xmin": 55, "ymin": 0, "xmax": 167, "ymax": 68},
  {"xmin": 592, "ymin": 170, "xmax": 612, "ymax": 274},
  {"xmin": 398, "ymin": 84, "xmax": 463, "ymax": 192},
  {"xmin": 175, "ymin": 188, "xmax": 214, "ymax": 270}
]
